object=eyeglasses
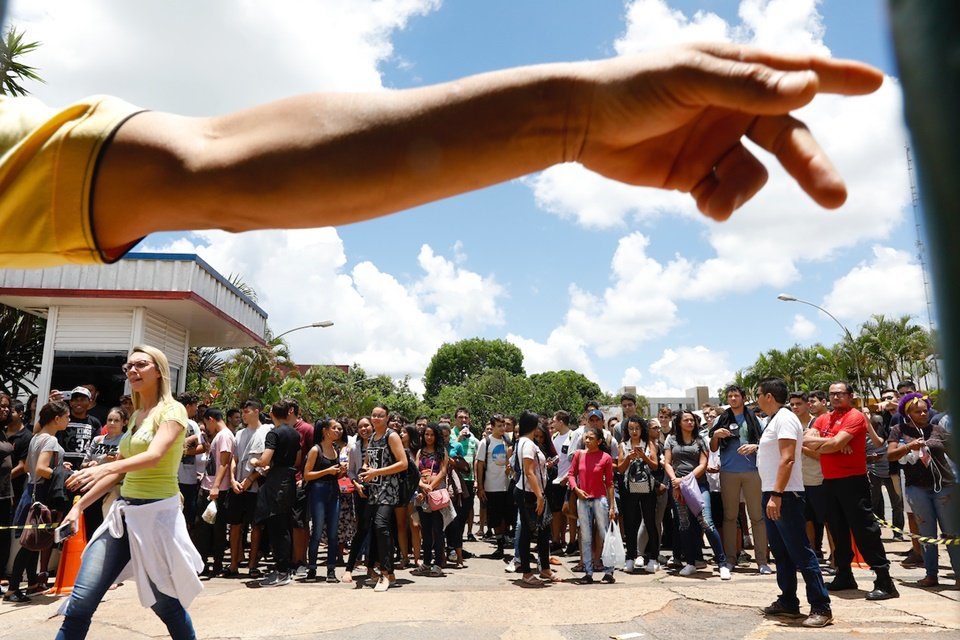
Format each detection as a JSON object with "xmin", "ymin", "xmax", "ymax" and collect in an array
[
  {"xmin": 121, "ymin": 360, "xmax": 153, "ymax": 374},
  {"xmin": 828, "ymin": 391, "xmax": 850, "ymax": 397}
]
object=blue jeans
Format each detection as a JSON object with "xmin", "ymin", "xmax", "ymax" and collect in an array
[
  {"xmin": 57, "ymin": 507, "xmax": 195, "ymax": 639},
  {"xmin": 763, "ymin": 491, "xmax": 831, "ymax": 614},
  {"xmin": 674, "ymin": 483, "xmax": 727, "ymax": 567},
  {"xmin": 577, "ymin": 496, "xmax": 613, "ymax": 576},
  {"xmin": 307, "ymin": 481, "xmax": 341, "ymax": 570},
  {"xmin": 906, "ymin": 483, "xmax": 960, "ymax": 578}
]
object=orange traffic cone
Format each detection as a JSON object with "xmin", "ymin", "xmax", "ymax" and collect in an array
[
  {"xmin": 851, "ymin": 530, "xmax": 866, "ymax": 568},
  {"xmin": 47, "ymin": 501, "xmax": 88, "ymax": 596}
]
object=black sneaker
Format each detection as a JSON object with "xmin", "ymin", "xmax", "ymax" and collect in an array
[
  {"xmin": 573, "ymin": 574, "xmax": 594, "ymax": 585},
  {"xmin": 304, "ymin": 568, "xmax": 317, "ymax": 582},
  {"xmin": 601, "ymin": 574, "xmax": 616, "ymax": 584},
  {"xmin": 761, "ymin": 600, "xmax": 803, "ymax": 618},
  {"xmin": 326, "ymin": 570, "xmax": 339, "ymax": 584},
  {"xmin": 259, "ymin": 571, "xmax": 292, "ymax": 587},
  {"xmin": 825, "ymin": 574, "xmax": 859, "ymax": 591},
  {"xmin": 490, "ymin": 548, "xmax": 505, "ymax": 560},
  {"xmin": 467, "ymin": 534, "xmax": 478, "ymax": 542},
  {"xmin": 866, "ymin": 581, "xmax": 899, "ymax": 601},
  {"xmin": 564, "ymin": 542, "xmax": 578, "ymax": 556}
]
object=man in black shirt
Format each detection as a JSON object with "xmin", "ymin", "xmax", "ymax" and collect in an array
[
  {"xmin": 253, "ymin": 399, "xmax": 301, "ymax": 587},
  {"xmin": 57, "ymin": 387, "xmax": 102, "ymax": 470}
]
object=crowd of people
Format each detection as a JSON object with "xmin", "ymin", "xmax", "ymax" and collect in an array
[{"xmin": 2, "ymin": 359, "xmax": 956, "ymax": 635}]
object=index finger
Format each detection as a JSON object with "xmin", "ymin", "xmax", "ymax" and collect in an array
[{"xmin": 692, "ymin": 42, "xmax": 885, "ymax": 95}]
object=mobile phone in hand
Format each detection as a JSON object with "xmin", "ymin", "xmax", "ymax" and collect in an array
[{"xmin": 54, "ymin": 522, "xmax": 76, "ymax": 544}]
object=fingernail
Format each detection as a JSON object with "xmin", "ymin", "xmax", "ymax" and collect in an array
[{"xmin": 778, "ymin": 70, "xmax": 816, "ymax": 96}]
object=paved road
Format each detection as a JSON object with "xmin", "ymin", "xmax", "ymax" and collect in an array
[{"xmin": 2, "ymin": 538, "xmax": 957, "ymax": 639}]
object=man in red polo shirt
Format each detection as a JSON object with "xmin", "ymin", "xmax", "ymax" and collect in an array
[{"xmin": 804, "ymin": 382, "xmax": 897, "ymax": 601}]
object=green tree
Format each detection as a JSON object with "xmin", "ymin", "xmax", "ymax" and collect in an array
[
  {"xmin": 431, "ymin": 368, "xmax": 532, "ymax": 428},
  {"xmin": 0, "ymin": 305, "xmax": 45, "ymax": 396},
  {"xmin": 0, "ymin": 28, "xmax": 45, "ymax": 396},
  {"xmin": 0, "ymin": 26, "xmax": 42, "ymax": 97},
  {"xmin": 423, "ymin": 338, "xmax": 525, "ymax": 400},
  {"xmin": 185, "ymin": 346, "xmax": 226, "ymax": 396},
  {"xmin": 528, "ymin": 370, "xmax": 604, "ymax": 417}
]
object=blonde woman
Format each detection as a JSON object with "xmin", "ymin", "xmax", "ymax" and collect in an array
[{"xmin": 58, "ymin": 346, "xmax": 202, "ymax": 639}]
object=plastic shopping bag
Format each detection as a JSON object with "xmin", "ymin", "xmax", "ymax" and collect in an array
[
  {"xmin": 201, "ymin": 498, "xmax": 218, "ymax": 524},
  {"xmin": 601, "ymin": 521, "xmax": 626, "ymax": 569},
  {"xmin": 679, "ymin": 473, "xmax": 704, "ymax": 516}
]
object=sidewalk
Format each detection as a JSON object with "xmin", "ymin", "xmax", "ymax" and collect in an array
[{"xmin": 2, "ymin": 538, "xmax": 956, "ymax": 639}]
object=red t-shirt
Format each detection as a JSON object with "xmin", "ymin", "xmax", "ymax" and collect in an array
[
  {"xmin": 294, "ymin": 418, "xmax": 314, "ymax": 481},
  {"xmin": 814, "ymin": 409, "xmax": 867, "ymax": 480},
  {"xmin": 567, "ymin": 449, "xmax": 614, "ymax": 498}
]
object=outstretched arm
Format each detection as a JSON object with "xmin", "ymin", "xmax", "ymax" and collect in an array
[{"xmin": 92, "ymin": 43, "xmax": 883, "ymax": 257}]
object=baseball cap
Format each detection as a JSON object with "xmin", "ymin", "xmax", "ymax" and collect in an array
[
  {"xmin": 587, "ymin": 409, "xmax": 604, "ymax": 420},
  {"xmin": 70, "ymin": 386, "xmax": 92, "ymax": 399}
]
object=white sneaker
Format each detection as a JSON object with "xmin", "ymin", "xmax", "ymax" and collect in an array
[
  {"xmin": 625, "ymin": 559, "xmax": 635, "ymax": 573},
  {"xmin": 504, "ymin": 559, "xmax": 518, "ymax": 573},
  {"xmin": 679, "ymin": 564, "xmax": 698, "ymax": 576},
  {"xmin": 719, "ymin": 566, "xmax": 732, "ymax": 580},
  {"xmin": 645, "ymin": 559, "xmax": 659, "ymax": 573},
  {"xmin": 373, "ymin": 577, "xmax": 391, "ymax": 592},
  {"xmin": 759, "ymin": 564, "xmax": 773, "ymax": 575}
]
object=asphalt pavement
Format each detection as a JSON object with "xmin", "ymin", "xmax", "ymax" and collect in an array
[{"xmin": 1, "ymin": 535, "xmax": 957, "ymax": 639}]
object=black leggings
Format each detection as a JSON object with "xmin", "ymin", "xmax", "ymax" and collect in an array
[
  {"xmin": 371, "ymin": 503, "xmax": 395, "ymax": 574},
  {"xmin": 345, "ymin": 495, "xmax": 370, "ymax": 572},
  {"xmin": 621, "ymin": 491, "xmax": 658, "ymax": 561},
  {"xmin": 420, "ymin": 508, "xmax": 445, "ymax": 566}
]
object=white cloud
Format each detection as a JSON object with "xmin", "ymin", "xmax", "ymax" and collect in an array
[
  {"xmin": 648, "ymin": 346, "xmax": 733, "ymax": 392},
  {"xmin": 621, "ymin": 366, "xmax": 643, "ymax": 388},
  {"xmin": 12, "ymin": 0, "xmax": 441, "ymax": 112},
  {"xmin": 506, "ymin": 330, "xmax": 598, "ymax": 382},
  {"xmin": 141, "ymin": 228, "xmax": 504, "ymax": 383},
  {"xmin": 614, "ymin": 0, "xmax": 730, "ymax": 54},
  {"xmin": 823, "ymin": 246, "xmax": 928, "ymax": 322},
  {"xmin": 788, "ymin": 314, "xmax": 817, "ymax": 340},
  {"xmin": 624, "ymin": 345, "xmax": 733, "ymax": 399}
]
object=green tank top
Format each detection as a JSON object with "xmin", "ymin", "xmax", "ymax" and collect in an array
[{"xmin": 119, "ymin": 400, "xmax": 187, "ymax": 499}]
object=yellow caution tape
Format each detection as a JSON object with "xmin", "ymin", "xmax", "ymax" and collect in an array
[{"xmin": 874, "ymin": 515, "xmax": 960, "ymax": 545}]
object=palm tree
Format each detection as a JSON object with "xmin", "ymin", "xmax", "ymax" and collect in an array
[
  {"xmin": 0, "ymin": 305, "xmax": 46, "ymax": 396},
  {"xmin": 0, "ymin": 26, "xmax": 43, "ymax": 96},
  {"xmin": 0, "ymin": 27, "xmax": 45, "ymax": 395},
  {"xmin": 186, "ymin": 346, "xmax": 227, "ymax": 395}
]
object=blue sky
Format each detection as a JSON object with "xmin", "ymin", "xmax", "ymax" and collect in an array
[{"xmin": 13, "ymin": 0, "xmax": 931, "ymax": 398}]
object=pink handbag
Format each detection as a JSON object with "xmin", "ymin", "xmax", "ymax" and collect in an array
[{"xmin": 426, "ymin": 488, "xmax": 450, "ymax": 511}]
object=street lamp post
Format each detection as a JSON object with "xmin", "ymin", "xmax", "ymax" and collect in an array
[
  {"xmin": 777, "ymin": 294, "xmax": 867, "ymax": 398},
  {"xmin": 274, "ymin": 320, "xmax": 334, "ymax": 341},
  {"xmin": 239, "ymin": 320, "xmax": 335, "ymax": 396}
]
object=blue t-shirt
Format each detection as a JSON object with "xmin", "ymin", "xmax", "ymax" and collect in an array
[{"xmin": 716, "ymin": 413, "xmax": 758, "ymax": 473}]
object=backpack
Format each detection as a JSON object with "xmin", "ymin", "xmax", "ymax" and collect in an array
[{"xmin": 403, "ymin": 449, "xmax": 420, "ymax": 498}]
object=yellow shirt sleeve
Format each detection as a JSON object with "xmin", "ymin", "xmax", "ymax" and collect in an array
[{"xmin": 0, "ymin": 95, "xmax": 145, "ymax": 268}]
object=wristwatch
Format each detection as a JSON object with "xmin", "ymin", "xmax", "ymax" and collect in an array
[{"xmin": 771, "ymin": 491, "xmax": 784, "ymax": 498}]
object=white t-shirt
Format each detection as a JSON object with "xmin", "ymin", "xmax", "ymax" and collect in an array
[
  {"xmin": 177, "ymin": 419, "xmax": 202, "ymax": 485},
  {"xmin": 234, "ymin": 423, "xmax": 270, "ymax": 493},
  {"xmin": 757, "ymin": 407, "xmax": 805, "ymax": 492},
  {"xmin": 476, "ymin": 435, "xmax": 509, "ymax": 492},
  {"xmin": 552, "ymin": 430, "xmax": 574, "ymax": 484},
  {"xmin": 516, "ymin": 436, "xmax": 546, "ymax": 494}
]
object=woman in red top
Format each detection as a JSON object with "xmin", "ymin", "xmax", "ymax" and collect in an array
[{"xmin": 568, "ymin": 425, "xmax": 616, "ymax": 584}]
